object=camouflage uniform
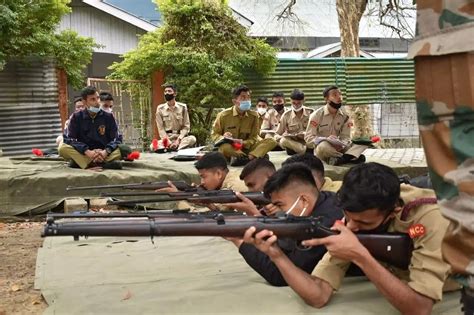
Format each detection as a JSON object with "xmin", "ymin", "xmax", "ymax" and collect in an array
[{"xmin": 408, "ymin": 0, "xmax": 474, "ymax": 300}]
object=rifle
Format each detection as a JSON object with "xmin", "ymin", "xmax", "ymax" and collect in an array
[
  {"xmin": 66, "ymin": 180, "xmax": 195, "ymax": 192},
  {"xmin": 104, "ymin": 190, "xmax": 271, "ymax": 206},
  {"xmin": 41, "ymin": 214, "xmax": 413, "ymax": 270}
]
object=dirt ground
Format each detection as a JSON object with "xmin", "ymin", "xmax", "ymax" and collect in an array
[{"xmin": 0, "ymin": 221, "xmax": 47, "ymax": 315}]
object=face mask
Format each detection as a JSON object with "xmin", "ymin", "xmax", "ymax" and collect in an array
[
  {"xmin": 88, "ymin": 106, "xmax": 100, "ymax": 114},
  {"xmin": 284, "ymin": 196, "xmax": 307, "ymax": 216},
  {"xmin": 356, "ymin": 213, "xmax": 393, "ymax": 234},
  {"xmin": 293, "ymin": 105, "xmax": 303, "ymax": 112},
  {"xmin": 239, "ymin": 100, "xmax": 251, "ymax": 111},
  {"xmin": 101, "ymin": 107, "xmax": 112, "ymax": 113},
  {"xmin": 329, "ymin": 101, "xmax": 342, "ymax": 110},
  {"xmin": 273, "ymin": 104, "xmax": 284, "ymax": 112},
  {"xmin": 257, "ymin": 107, "xmax": 267, "ymax": 115},
  {"xmin": 164, "ymin": 94, "xmax": 175, "ymax": 101}
]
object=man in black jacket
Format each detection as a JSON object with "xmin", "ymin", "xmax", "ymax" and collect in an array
[
  {"xmin": 229, "ymin": 163, "xmax": 343, "ymax": 286},
  {"xmin": 59, "ymin": 86, "xmax": 122, "ymax": 170}
]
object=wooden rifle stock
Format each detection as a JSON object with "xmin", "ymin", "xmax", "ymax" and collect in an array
[{"xmin": 42, "ymin": 214, "xmax": 413, "ymax": 269}]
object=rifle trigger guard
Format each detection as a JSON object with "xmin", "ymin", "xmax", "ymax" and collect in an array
[
  {"xmin": 149, "ymin": 219, "xmax": 156, "ymax": 244},
  {"xmin": 295, "ymin": 240, "xmax": 312, "ymax": 251}
]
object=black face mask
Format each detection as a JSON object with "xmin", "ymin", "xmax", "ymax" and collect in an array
[
  {"xmin": 164, "ymin": 94, "xmax": 175, "ymax": 101},
  {"xmin": 273, "ymin": 104, "xmax": 284, "ymax": 112},
  {"xmin": 356, "ymin": 212, "xmax": 393, "ymax": 234},
  {"xmin": 329, "ymin": 101, "xmax": 342, "ymax": 110}
]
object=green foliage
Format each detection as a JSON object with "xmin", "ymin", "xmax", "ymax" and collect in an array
[
  {"xmin": 110, "ymin": 0, "xmax": 277, "ymax": 136},
  {"xmin": 0, "ymin": 0, "xmax": 97, "ymax": 89}
]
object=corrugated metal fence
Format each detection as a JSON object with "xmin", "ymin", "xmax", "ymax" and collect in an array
[
  {"xmin": 245, "ymin": 58, "xmax": 415, "ymax": 106},
  {"xmin": 0, "ymin": 59, "xmax": 61, "ymax": 156}
]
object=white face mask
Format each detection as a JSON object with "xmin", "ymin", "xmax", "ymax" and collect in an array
[
  {"xmin": 293, "ymin": 105, "xmax": 303, "ymax": 112},
  {"xmin": 101, "ymin": 107, "xmax": 112, "ymax": 113},
  {"xmin": 284, "ymin": 196, "xmax": 307, "ymax": 216},
  {"xmin": 257, "ymin": 107, "xmax": 267, "ymax": 115}
]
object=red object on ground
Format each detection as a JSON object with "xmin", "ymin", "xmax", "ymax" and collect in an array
[
  {"xmin": 162, "ymin": 137, "xmax": 170, "ymax": 148},
  {"xmin": 151, "ymin": 139, "xmax": 158, "ymax": 150},
  {"xmin": 371, "ymin": 136, "xmax": 381, "ymax": 143},
  {"xmin": 232, "ymin": 142, "xmax": 243, "ymax": 150},
  {"xmin": 32, "ymin": 148, "xmax": 44, "ymax": 157},
  {"xmin": 126, "ymin": 151, "xmax": 140, "ymax": 160}
]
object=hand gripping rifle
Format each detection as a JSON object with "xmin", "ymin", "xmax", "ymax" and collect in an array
[
  {"xmin": 103, "ymin": 190, "xmax": 271, "ymax": 206},
  {"xmin": 66, "ymin": 180, "xmax": 195, "ymax": 192},
  {"xmin": 42, "ymin": 214, "xmax": 413, "ymax": 270}
]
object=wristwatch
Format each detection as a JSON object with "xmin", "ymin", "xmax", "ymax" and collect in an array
[{"xmin": 105, "ymin": 147, "xmax": 112, "ymax": 155}]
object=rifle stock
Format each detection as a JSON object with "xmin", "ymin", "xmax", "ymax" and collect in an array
[
  {"xmin": 42, "ymin": 214, "xmax": 413, "ymax": 270},
  {"xmin": 66, "ymin": 181, "xmax": 194, "ymax": 191}
]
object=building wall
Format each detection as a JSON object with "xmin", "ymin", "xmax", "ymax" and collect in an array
[{"xmin": 58, "ymin": 0, "xmax": 147, "ymax": 55}]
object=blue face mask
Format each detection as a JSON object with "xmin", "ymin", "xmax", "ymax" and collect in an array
[
  {"xmin": 88, "ymin": 106, "xmax": 101, "ymax": 114},
  {"xmin": 239, "ymin": 100, "xmax": 251, "ymax": 111}
]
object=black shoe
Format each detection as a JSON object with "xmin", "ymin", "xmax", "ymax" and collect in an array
[
  {"xmin": 285, "ymin": 148, "xmax": 297, "ymax": 156},
  {"xmin": 103, "ymin": 161, "xmax": 123, "ymax": 169},
  {"xmin": 68, "ymin": 160, "xmax": 80, "ymax": 168},
  {"xmin": 230, "ymin": 156, "xmax": 250, "ymax": 167},
  {"xmin": 349, "ymin": 154, "xmax": 366, "ymax": 164}
]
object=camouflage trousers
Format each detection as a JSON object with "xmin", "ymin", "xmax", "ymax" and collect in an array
[{"xmin": 415, "ymin": 52, "xmax": 474, "ymax": 289}]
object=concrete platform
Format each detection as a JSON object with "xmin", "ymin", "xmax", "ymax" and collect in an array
[{"xmin": 0, "ymin": 149, "xmax": 427, "ymax": 216}]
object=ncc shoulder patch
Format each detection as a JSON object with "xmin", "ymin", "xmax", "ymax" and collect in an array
[
  {"xmin": 310, "ymin": 120, "xmax": 318, "ymax": 127},
  {"xmin": 408, "ymin": 224, "xmax": 426, "ymax": 239}
]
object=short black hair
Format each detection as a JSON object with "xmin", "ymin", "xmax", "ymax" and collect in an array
[
  {"xmin": 272, "ymin": 91, "xmax": 285, "ymax": 99},
  {"xmin": 239, "ymin": 158, "xmax": 276, "ymax": 180},
  {"xmin": 282, "ymin": 153, "xmax": 324, "ymax": 179},
  {"xmin": 337, "ymin": 162, "xmax": 400, "ymax": 214},
  {"xmin": 99, "ymin": 92, "xmax": 113, "ymax": 101},
  {"xmin": 263, "ymin": 163, "xmax": 316, "ymax": 199},
  {"xmin": 163, "ymin": 83, "xmax": 177, "ymax": 92},
  {"xmin": 81, "ymin": 86, "xmax": 98, "ymax": 100},
  {"xmin": 194, "ymin": 152, "xmax": 228, "ymax": 171},
  {"xmin": 323, "ymin": 85, "xmax": 339, "ymax": 97},
  {"xmin": 73, "ymin": 96, "xmax": 83, "ymax": 105},
  {"xmin": 290, "ymin": 89, "xmax": 304, "ymax": 100},
  {"xmin": 256, "ymin": 97, "xmax": 268, "ymax": 105},
  {"xmin": 232, "ymin": 85, "xmax": 250, "ymax": 98}
]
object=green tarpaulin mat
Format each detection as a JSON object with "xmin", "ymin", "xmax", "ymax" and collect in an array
[{"xmin": 35, "ymin": 235, "xmax": 460, "ymax": 314}]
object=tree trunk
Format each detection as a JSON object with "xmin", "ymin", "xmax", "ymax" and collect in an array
[{"xmin": 336, "ymin": 0, "xmax": 374, "ymax": 138}]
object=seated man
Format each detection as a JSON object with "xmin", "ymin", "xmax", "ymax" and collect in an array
[
  {"xmin": 59, "ymin": 86, "xmax": 123, "ymax": 170},
  {"xmin": 275, "ymin": 89, "xmax": 313, "ymax": 155},
  {"xmin": 230, "ymin": 163, "xmax": 343, "ymax": 286},
  {"xmin": 282, "ymin": 153, "xmax": 342, "ymax": 192},
  {"xmin": 305, "ymin": 85, "xmax": 367, "ymax": 165},
  {"xmin": 211, "ymin": 85, "xmax": 277, "ymax": 166},
  {"xmin": 260, "ymin": 92, "xmax": 287, "ymax": 147},
  {"xmin": 245, "ymin": 162, "xmax": 459, "ymax": 313},
  {"xmin": 153, "ymin": 83, "xmax": 196, "ymax": 152},
  {"xmin": 256, "ymin": 97, "xmax": 269, "ymax": 130},
  {"xmin": 56, "ymin": 96, "xmax": 85, "ymax": 146}
]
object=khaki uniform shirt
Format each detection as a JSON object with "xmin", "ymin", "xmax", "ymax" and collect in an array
[
  {"xmin": 221, "ymin": 169, "xmax": 248, "ymax": 192},
  {"xmin": 156, "ymin": 102, "xmax": 191, "ymax": 140},
  {"xmin": 305, "ymin": 105, "xmax": 352, "ymax": 147},
  {"xmin": 212, "ymin": 107, "xmax": 260, "ymax": 148},
  {"xmin": 312, "ymin": 184, "xmax": 457, "ymax": 301},
  {"xmin": 261, "ymin": 108, "xmax": 284, "ymax": 131},
  {"xmin": 276, "ymin": 107, "xmax": 313, "ymax": 136}
]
